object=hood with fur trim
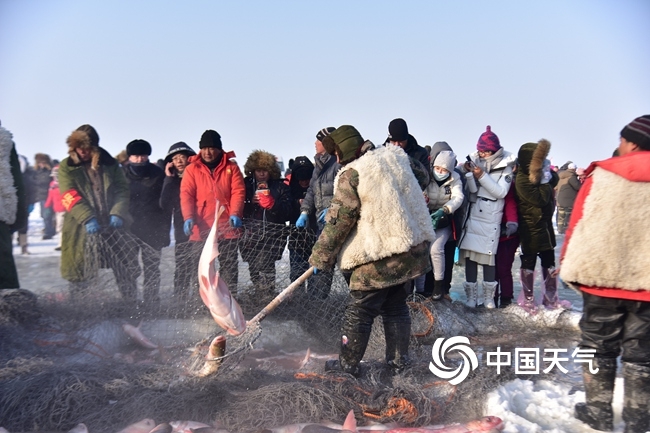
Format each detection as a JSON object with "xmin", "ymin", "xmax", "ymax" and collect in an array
[
  {"xmin": 517, "ymin": 139, "xmax": 551, "ymax": 184},
  {"xmin": 243, "ymin": 150, "xmax": 281, "ymax": 179},
  {"xmin": 67, "ymin": 130, "xmax": 102, "ymax": 170},
  {"xmin": 34, "ymin": 153, "xmax": 52, "ymax": 169}
]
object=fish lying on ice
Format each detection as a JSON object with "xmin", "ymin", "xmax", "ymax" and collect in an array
[
  {"xmin": 148, "ymin": 423, "xmax": 173, "ymax": 433},
  {"xmin": 123, "ymin": 321, "xmax": 159, "ymax": 350},
  {"xmin": 116, "ymin": 418, "xmax": 157, "ymax": 433},
  {"xmin": 360, "ymin": 416, "xmax": 504, "ymax": 433},
  {"xmin": 170, "ymin": 420, "xmax": 212, "ymax": 433},
  {"xmin": 198, "ymin": 202, "xmax": 246, "ymax": 336},
  {"xmin": 197, "ymin": 335, "xmax": 226, "ymax": 377},
  {"xmin": 265, "ymin": 410, "xmax": 357, "ymax": 433}
]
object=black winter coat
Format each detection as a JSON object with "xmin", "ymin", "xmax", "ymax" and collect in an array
[
  {"xmin": 159, "ymin": 174, "xmax": 188, "ymax": 244},
  {"xmin": 123, "ymin": 163, "xmax": 171, "ymax": 250}
]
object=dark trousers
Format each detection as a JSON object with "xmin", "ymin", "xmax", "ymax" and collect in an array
[
  {"xmin": 0, "ymin": 223, "xmax": 20, "ymax": 289},
  {"xmin": 41, "ymin": 201, "xmax": 56, "ymax": 237},
  {"xmin": 520, "ymin": 249, "xmax": 555, "ymax": 270},
  {"xmin": 495, "ymin": 236, "xmax": 519, "ymax": 299},
  {"xmin": 580, "ymin": 291, "xmax": 650, "ymax": 364},
  {"xmin": 137, "ymin": 241, "xmax": 162, "ymax": 302},
  {"xmin": 173, "ymin": 241, "xmax": 195, "ymax": 298},
  {"xmin": 343, "ymin": 283, "xmax": 411, "ymax": 335}
]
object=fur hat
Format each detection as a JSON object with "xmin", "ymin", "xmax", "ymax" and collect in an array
[
  {"xmin": 34, "ymin": 153, "xmax": 52, "ymax": 169},
  {"xmin": 67, "ymin": 124, "xmax": 101, "ymax": 169},
  {"xmin": 290, "ymin": 156, "xmax": 314, "ymax": 181},
  {"xmin": 316, "ymin": 127, "xmax": 336, "ymax": 142},
  {"xmin": 323, "ymin": 125, "xmax": 365, "ymax": 165},
  {"xmin": 199, "ymin": 130, "xmax": 222, "ymax": 150},
  {"xmin": 126, "ymin": 139, "xmax": 152, "ymax": 156},
  {"xmin": 164, "ymin": 141, "xmax": 196, "ymax": 164},
  {"xmin": 115, "ymin": 150, "xmax": 128, "ymax": 165},
  {"xmin": 477, "ymin": 125, "xmax": 501, "ymax": 153},
  {"xmin": 517, "ymin": 139, "xmax": 551, "ymax": 184},
  {"xmin": 388, "ymin": 118, "xmax": 409, "ymax": 142},
  {"xmin": 432, "ymin": 150, "xmax": 457, "ymax": 174},
  {"xmin": 620, "ymin": 115, "xmax": 650, "ymax": 150},
  {"xmin": 243, "ymin": 150, "xmax": 282, "ymax": 179}
]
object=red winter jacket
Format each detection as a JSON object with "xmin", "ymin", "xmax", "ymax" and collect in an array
[
  {"xmin": 560, "ymin": 151, "xmax": 650, "ymax": 302},
  {"xmin": 44, "ymin": 180, "xmax": 65, "ymax": 213},
  {"xmin": 180, "ymin": 152, "xmax": 246, "ymax": 241}
]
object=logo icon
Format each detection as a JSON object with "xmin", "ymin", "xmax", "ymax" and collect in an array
[{"xmin": 429, "ymin": 336, "xmax": 479, "ymax": 385}]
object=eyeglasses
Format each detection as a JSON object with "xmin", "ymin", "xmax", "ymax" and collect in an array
[{"xmin": 478, "ymin": 150, "xmax": 494, "ymax": 157}]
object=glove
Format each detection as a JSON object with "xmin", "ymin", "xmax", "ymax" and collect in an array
[
  {"xmin": 229, "ymin": 215, "xmax": 243, "ymax": 228},
  {"xmin": 431, "ymin": 209, "xmax": 446, "ymax": 230},
  {"xmin": 296, "ymin": 213, "xmax": 308, "ymax": 228},
  {"xmin": 313, "ymin": 267, "xmax": 319, "ymax": 275},
  {"xmin": 183, "ymin": 219, "xmax": 194, "ymax": 236},
  {"xmin": 318, "ymin": 209, "xmax": 327, "ymax": 224},
  {"xmin": 505, "ymin": 222, "xmax": 518, "ymax": 237},
  {"xmin": 27, "ymin": 204, "xmax": 34, "ymax": 214},
  {"xmin": 540, "ymin": 159, "xmax": 552, "ymax": 184},
  {"xmin": 258, "ymin": 193, "xmax": 275, "ymax": 209},
  {"xmin": 109, "ymin": 215, "xmax": 123, "ymax": 228},
  {"xmin": 85, "ymin": 218, "xmax": 100, "ymax": 234}
]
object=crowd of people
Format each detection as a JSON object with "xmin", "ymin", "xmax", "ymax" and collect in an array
[{"xmin": 1, "ymin": 115, "xmax": 649, "ymax": 432}]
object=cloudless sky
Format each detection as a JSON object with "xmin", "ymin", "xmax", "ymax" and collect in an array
[{"xmin": 1, "ymin": 0, "xmax": 649, "ymax": 171}]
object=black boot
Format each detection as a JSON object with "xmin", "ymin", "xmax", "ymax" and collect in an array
[
  {"xmin": 622, "ymin": 362, "xmax": 650, "ymax": 433},
  {"xmin": 575, "ymin": 357, "xmax": 616, "ymax": 432},
  {"xmin": 430, "ymin": 280, "xmax": 444, "ymax": 301},
  {"xmin": 325, "ymin": 330, "xmax": 370, "ymax": 377},
  {"xmin": 499, "ymin": 297, "xmax": 513, "ymax": 308},
  {"xmin": 384, "ymin": 321, "xmax": 411, "ymax": 373}
]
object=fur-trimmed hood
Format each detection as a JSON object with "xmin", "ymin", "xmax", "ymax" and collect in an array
[
  {"xmin": 34, "ymin": 153, "xmax": 52, "ymax": 169},
  {"xmin": 66, "ymin": 130, "xmax": 103, "ymax": 170},
  {"xmin": 243, "ymin": 150, "xmax": 281, "ymax": 179},
  {"xmin": 517, "ymin": 139, "xmax": 551, "ymax": 184}
]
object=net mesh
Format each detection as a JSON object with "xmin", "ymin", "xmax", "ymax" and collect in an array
[{"xmin": 0, "ymin": 219, "xmax": 581, "ymax": 432}]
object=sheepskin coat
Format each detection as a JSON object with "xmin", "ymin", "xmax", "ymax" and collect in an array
[
  {"xmin": 560, "ymin": 151, "xmax": 650, "ymax": 302},
  {"xmin": 0, "ymin": 127, "xmax": 20, "ymax": 226},
  {"xmin": 458, "ymin": 148, "xmax": 516, "ymax": 263},
  {"xmin": 309, "ymin": 145, "xmax": 434, "ymax": 290},
  {"xmin": 515, "ymin": 140, "xmax": 559, "ymax": 255}
]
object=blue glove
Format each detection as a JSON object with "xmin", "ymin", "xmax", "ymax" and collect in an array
[
  {"xmin": 183, "ymin": 219, "xmax": 194, "ymax": 236},
  {"xmin": 229, "ymin": 215, "xmax": 242, "ymax": 228},
  {"xmin": 85, "ymin": 218, "xmax": 100, "ymax": 234},
  {"xmin": 313, "ymin": 267, "xmax": 319, "ymax": 275},
  {"xmin": 27, "ymin": 204, "xmax": 34, "ymax": 214},
  {"xmin": 296, "ymin": 213, "xmax": 308, "ymax": 228},
  {"xmin": 317, "ymin": 209, "xmax": 327, "ymax": 224},
  {"xmin": 505, "ymin": 222, "xmax": 518, "ymax": 237},
  {"xmin": 109, "ymin": 215, "xmax": 123, "ymax": 228}
]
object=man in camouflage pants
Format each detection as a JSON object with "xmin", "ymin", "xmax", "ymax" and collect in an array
[{"xmin": 309, "ymin": 125, "xmax": 434, "ymax": 376}]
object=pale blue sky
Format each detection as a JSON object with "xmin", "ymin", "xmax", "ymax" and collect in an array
[{"xmin": 1, "ymin": 0, "xmax": 649, "ymax": 170}]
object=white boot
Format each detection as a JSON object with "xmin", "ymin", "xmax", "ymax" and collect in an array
[
  {"xmin": 483, "ymin": 281, "xmax": 498, "ymax": 309},
  {"xmin": 463, "ymin": 282, "xmax": 478, "ymax": 308}
]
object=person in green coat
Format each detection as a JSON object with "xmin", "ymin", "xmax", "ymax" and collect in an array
[
  {"xmin": 0, "ymin": 120, "xmax": 27, "ymax": 289},
  {"xmin": 58, "ymin": 124, "xmax": 138, "ymax": 299},
  {"xmin": 515, "ymin": 139, "xmax": 560, "ymax": 310}
]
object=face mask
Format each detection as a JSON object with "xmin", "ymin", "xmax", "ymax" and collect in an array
[
  {"xmin": 129, "ymin": 163, "xmax": 148, "ymax": 177},
  {"xmin": 433, "ymin": 170, "xmax": 450, "ymax": 181}
]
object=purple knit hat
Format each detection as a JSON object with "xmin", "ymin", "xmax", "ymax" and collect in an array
[{"xmin": 476, "ymin": 125, "xmax": 501, "ymax": 153}]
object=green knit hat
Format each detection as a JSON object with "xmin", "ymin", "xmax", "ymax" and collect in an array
[{"xmin": 327, "ymin": 125, "xmax": 364, "ymax": 165}]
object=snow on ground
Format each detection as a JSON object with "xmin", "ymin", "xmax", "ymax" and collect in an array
[{"xmin": 11, "ymin": 206, "xmax": 632, "ymax": 432}]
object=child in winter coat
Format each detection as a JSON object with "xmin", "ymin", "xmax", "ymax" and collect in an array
[
  {"xmin": 44, "ymin": 165, "xmax": 65, "ymax": 250},
  {"xmin": 425, "ymin": 151, "xmax": 464, "ymax": 300}
]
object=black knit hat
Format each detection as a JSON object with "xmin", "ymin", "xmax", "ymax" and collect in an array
[
  {"xmin": 621, "ymin": 115, "xmax": 650, "ymax": 151},
  {"xmin": 164, "ymin": 141, "xmax": 196, "ymax": 164},
  {"xmin": 199, "ymin": 130, "xmax": 222, "ymax": 149},
  {"xmin": 316, "ymin": 127, "xmax": 336, "ymax": 142},
  {"xmin": 388, "ymin": 118, "xmax": 408, "ymax": 142},
  {"xmin": 126, "ymin": 139, "xmax": 152, "ymax": 156}
]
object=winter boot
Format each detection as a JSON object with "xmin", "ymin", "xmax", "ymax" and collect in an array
[
  {"xmin": 518, "ymin": 269, "xmax": 536, "ymax": 311},
  {"xmin": 622, "ymin": 362, "xmax": 650, "ymax": 433},
  {"xmin": 463, "ymin": 282, "xmax": 478, "ymax": 308},
  {"xmin": 19, "ymin": 233, "xmax": 29, "ymax": 255},
  {"xmin": 384, "ymin": 321, "xmax": 411, "ymax": 373},
  {"xmin": 541, "ymin": 267, "xmax": 559, "ymax": 308},
  {"xmin": 324, "ymin": 330, "xmax": 370, "ymax": 377},
  {"xmin": 574, "ymin": 356, "xmax": 616, "ymax": 432},
  {"xmin": 431, "ymin": 280, "xmax": 445, "ymax": 301},
  {"xmin": 499, "ymin": 297, "xmax": 513, "ymax": 308},
  {"xmin": 483, "ymin": 281, "xmax": 498, "ymax": 309}
]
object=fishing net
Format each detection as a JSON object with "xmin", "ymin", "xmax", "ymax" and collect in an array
[{"xmin": 0, "ymin": 219, "xmax": 582, "ymax": 433}]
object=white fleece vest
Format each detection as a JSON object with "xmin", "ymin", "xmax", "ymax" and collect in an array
[
  {"xmin": 561, "ymin": 167, "xmax": 650, "ymax": 292},
  {"xmin": 335, "ymin": 145, "xmax": 435, "ymax": 270},
  {"xmin": 0, "ymin": 127, "xmax": 18, "ymax": 225}
]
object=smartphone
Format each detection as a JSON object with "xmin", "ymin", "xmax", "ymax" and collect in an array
[{"xmin": 466, "ymin": 155, "xmax": 475, "ymax": 168}]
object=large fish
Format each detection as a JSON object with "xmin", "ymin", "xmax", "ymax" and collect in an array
[
  {"xmin": 116, "ymin": 419, "xmax": 157, "ymax": 433},
  {"xmin": 198, "ymin": 202, "xmax": 246, "ymax": 336},
  {"xmin": 369, "ymin": 416, "xmax": 504, "ymax": 433},
  {"xmin": 197, "ymin": 335, "xmax": 226, "ymax": 377}
]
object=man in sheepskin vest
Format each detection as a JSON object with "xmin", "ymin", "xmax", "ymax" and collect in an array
[
  {"xmin": 561, "ymin": 115, "xmax": 650, "ymax": 433},
  {"xmin": 309, "ymin": 125, "xmax": 435, "ymax": 376},
  {"xmin": 0, "ymin": 121, "xmax": 27, "ymax": 289}
]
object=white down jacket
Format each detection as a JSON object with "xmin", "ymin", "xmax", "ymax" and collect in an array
[{"xmin": 458, "ymin": 149, "xmax": 516, "ymax": 257}]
